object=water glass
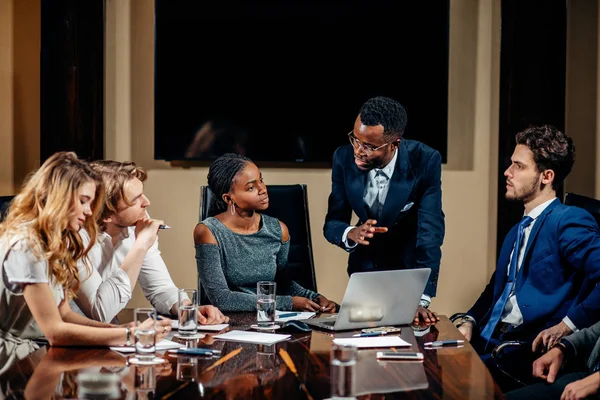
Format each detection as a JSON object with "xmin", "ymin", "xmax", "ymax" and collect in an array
[
  {"xmin": 256, "ymin": 343, "xmax": 276, "ymax": 370},
  {"xmin": 134, "ymin": 366, "xmax": 156, "ymax": 400},
  {"xmin": 178, "ymin": 288, "xmax": 198, "ymax": 337},
  {"xmin": 134, "ymin": 307, "xmax": 157, "ymax": 362},
  {"xmin": 176, "ymin": 354, "xmax": 199, "ymax": 382},
  {"xmin": 256, "ymin": 281, "xmax": 277, "ymax": 328},
  {"xmin": 330, "ymin": 343, "xmax": 358, "ymax": 399},
  {"xmin": 77, "ymin": 371, "xmax": 121, "ymax": 399}
]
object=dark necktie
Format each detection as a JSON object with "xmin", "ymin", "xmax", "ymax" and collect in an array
[
  {"xmin": 480, "ymin": 215, "xmax": 534, "ymax": 344},
  {"xmin": 368, "ymin": 170, "xmax": 389, "ymax": 220}
]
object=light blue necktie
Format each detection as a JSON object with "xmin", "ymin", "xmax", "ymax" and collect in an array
[{"xmin": 480, "ymin": 215, "xmax": 534, "ymax": 344}]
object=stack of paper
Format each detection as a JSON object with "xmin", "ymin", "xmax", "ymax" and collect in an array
[
  {"xmin": 214, "ymin": 330, "xmax": 290, "ymax": 345},
  {"xmin": 332, "ymin": 336, "xmax": 411, "ymax": 348},
  {"xmin": 109, "ymin": 338, "xmax": 183, "ymax": 353},
  {"xmin": 171, "ymin": 321, "xmax": 229, "ymax": 331},
  {"xmin": 275, "ymin": 310, "xmax": 316, "ymax": 322}
]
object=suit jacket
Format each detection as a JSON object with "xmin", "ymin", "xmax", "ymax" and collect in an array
[
  {"xmin": 467, "ymin": 199, "xmax": 600, "ymax": 341},
  {"xmin": 323, "ymin": 140, "xmax": 445, "ymax": 297},
  {"xmin": 564, "ymin": 319, "xmax": 600, "ymax": 372}
]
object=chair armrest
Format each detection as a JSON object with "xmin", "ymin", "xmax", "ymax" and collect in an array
[
  {"xmin": 449, "ymin": 313, "xmax": 467, "ymax": 323},
  {"xmin": 491, "ymin": 341, "xmax": 525, "ymax": 358}
]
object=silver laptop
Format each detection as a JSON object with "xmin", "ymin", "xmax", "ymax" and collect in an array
[{"xmin": 304, "ymin": 268, "xmax": 431, "ymax": 331}]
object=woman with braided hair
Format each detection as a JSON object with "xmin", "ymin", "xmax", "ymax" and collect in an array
[{"xmin": 194, "ymin": 153, "xmax": 336, "ymax": 312}]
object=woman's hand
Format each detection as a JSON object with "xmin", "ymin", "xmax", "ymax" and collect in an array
[
  {"xmin": 292, "ymin": 296, "xmax": 320, "ymax": 311},
  {"xmin": 133, "ymin": 317, "xmax": 172, "ymax": 341},
  {"xmin": 315, "ymin": 295, "xmax": 337, "ymax": 313}
]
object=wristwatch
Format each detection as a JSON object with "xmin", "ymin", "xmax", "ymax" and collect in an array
[
  {"xmin": 551, "ymin": 341, "xmax": 568, "ymax": 354},
  {"xmin": 125, "ymin": 327, "xmax": 132, "ymax": 346},
  {"xmin": 419, "ymin": 299, "xmax": 430, "ymax": 309}
]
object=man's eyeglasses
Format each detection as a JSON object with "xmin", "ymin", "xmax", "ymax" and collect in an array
[{"xmin": 348, "ymin": 132, "xmax": 398, "ymax": 156}]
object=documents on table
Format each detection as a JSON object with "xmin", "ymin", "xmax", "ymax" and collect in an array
[
  {"xmin": 333, "ymin": 336, "xmax": 412, "ymax": 348},
  {"xmin": 275, "ymin": 310, "xmax": 316, "ymax": 322},
  {"xmin": 214, "ymin": 330, "xmax": 291, "ymax": 345},
  {"xmin": 109, "ymin": 338, "xmax": 183, "ymax": 353},
  {"xmin": 171, "ymin": 321, "xmax": 230, "ymax": 331}
]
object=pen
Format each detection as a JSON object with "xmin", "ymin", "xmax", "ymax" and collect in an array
[
  {"xmin": 424, "ymin": 340, "xmax": 464, "ymax": 346},
  {"xmin": 168, "ymin": 348, "xmax": 222, "ymax": 356},
  {"xmin": 278, "ymin": 312, "xmax": 298, "ymax": 318},
  {"xmin": 352, "ymin": 332, "xmax": 388, "ymax": 337},
  {"xmin": 159, "ymin": 224, "xmax": 171, "ymax": 229}
]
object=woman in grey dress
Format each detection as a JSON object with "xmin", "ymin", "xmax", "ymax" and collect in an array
[
  {"xmin": 0, "ymin": 152, "xmax": 170, "ymax": 374},
  {"xmin": 194, "ymin": 153, "xmax": 337, "ymax": 312}
]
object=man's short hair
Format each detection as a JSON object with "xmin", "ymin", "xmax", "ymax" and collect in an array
[
  {"xmin": 359, "ymin": 96, "xmax": 408, "ymax": 138},
  {"xmin": 516, "ymin": 125, "xmax": 575, "ymax": 191}
]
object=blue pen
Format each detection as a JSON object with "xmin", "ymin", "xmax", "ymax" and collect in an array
[
  {"xmin": 278, "ymin": 312, "xmax": 298, "ymax": 318},
  {"xmin": 353, "ymin": 332, "xmax": 388, "ymax": 337},
  {"xmin": 169, "ymin": 348, "xmax": 222, "ymax": 356}
]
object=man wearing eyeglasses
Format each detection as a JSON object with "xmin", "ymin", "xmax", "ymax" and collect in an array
[{"xmin": 324, "ymin": 96, "xmax": 444, "ymax": 323}]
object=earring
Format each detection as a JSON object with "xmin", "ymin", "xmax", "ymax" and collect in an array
[{"xmin": 230, "ymin": 203, "xmax": 235, "ymax": 215}]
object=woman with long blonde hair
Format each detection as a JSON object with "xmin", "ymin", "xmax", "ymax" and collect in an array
[{"xmin": 0, "ymin": 152, "xmax": 169, "ymax": 374}]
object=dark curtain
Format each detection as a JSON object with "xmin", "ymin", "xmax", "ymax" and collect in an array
[
  {"xmin": 40, "ymin": 0, "xmax": 104, "ymax": 162},
  {"xmin": 497, "ymin": 0, "xmax": 567, "ymax": 257}
]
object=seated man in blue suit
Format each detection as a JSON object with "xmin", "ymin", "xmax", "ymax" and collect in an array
[
  {"xmin": 456, "ymin": 124, "xmax": 600, "ymax": 391},
  {"xmin": 323, "ymin": 96, "xmax": 445, "ymax": 323}
]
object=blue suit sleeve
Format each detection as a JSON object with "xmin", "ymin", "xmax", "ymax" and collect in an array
[
  {"xmin": 323, "ymin": 147, "xmax": 355, "ymax": 249},
  {"xmin": 466, "ymin": 271, "xmax": 497, "ymax": 325},
  {"xmin": 561, "ymin": 209, "xmax": 600, "ymax": 328}
]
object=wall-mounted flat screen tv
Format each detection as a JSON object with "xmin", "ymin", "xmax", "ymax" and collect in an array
[{"xmin": 155, "ymin": 0, "xmax": 449, "ymax": 166}]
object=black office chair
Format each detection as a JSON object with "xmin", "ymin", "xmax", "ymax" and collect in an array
[
  {"xmin": 564, "ymin": 192, "xmax": 600, "ymax": 225},
  {"xmin": 0, "ymin": 195, "xmax": 15, "ymax": 223},
  {"xmin": 198, "ymin": 184, "xmax": 318, "ymax": 305}
]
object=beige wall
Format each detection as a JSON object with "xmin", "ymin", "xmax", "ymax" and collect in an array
[
  {"xmin": 0, "ymin": 0, "xmax": 40, "ymax": 195},
  {"xmin": 5, "ymin": 0, "xmax": 563, "ymax": 318},
  {"xmin": 104, "ymin": 0, "xmax": 502, "ymax": 317}
]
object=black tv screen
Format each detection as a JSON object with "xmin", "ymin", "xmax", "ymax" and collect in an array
[{"xmin": 155, "ymin": 1, "xmax": 449, "ymax": 166}]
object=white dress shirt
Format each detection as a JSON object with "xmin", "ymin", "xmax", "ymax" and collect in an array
[
  {"xmin": 75, "ymin": 227, "xmax": 180, "ymax": 323},
  {"xmin": 501, "ymin": 197, "xmax": 576, "ymax": 332}
]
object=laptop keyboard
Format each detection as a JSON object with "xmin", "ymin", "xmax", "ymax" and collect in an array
[{"xmin": 320, "ymin": 320, "xmax": 336, "ymax": 326}]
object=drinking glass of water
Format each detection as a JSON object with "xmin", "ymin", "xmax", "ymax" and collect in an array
[
  {"xmin": 256, "ymin": 281, "xmax": 277, "ymax": 328},
  {"xmin": 134, "ymin": 365, "xmax": 156, "ymax": 400},
  {"xmin": 134, "ymin": 307, "xmax": 157, "ymax": 362},
  {"xmin": 330, "ymin": 343, "xmax": 357, "ymax": 399},
  {"xmin": 178, "ymin": 288, "xmax": 198, "ymax": 337}
]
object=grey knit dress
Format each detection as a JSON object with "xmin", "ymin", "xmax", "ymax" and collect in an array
[{"xmin": 195, "ymin": 214, "xmax": 318, "ymax": 311}]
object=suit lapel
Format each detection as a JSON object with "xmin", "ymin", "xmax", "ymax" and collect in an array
[
  {"xmin": 496, "ymin": 226, "xmax": 518, "ymax": 295},
  {"xmin": 346, "ymin": 158, "xmax": 369, "ymax": 222},
  {"xmin": 380, "ymin": 141, "xmax": 415, "ymax": 225},
  {"xmin": 516, "ymin": 198, "xmax": 560, "ymax": 286}
]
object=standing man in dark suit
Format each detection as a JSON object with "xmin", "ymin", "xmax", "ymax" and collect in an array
[
  {"xmin": 323, "ymin": 96, "xmax": 444, "ymax": 323},
  {"xmin": 456, "ymin": 125, "xmax": 600, "ymax": 391}
]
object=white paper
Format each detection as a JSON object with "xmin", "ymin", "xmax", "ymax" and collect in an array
[
  {"xmin": 333, "ymin": 336, "xmax": 411, "ymax": 348},
  {"xmin": 171, "ymin": 321, "xmax": 229, "ymax": 332},
  {"xmin": 275, "ymin": 310, "xmax": 316, "ymax": 322},
  {"xmin": 214, "ymin": 330, "xmax": 290, "ymax": 345},
  {"xmin": 109, "ymin": 338, "xmax": 183, "ymax": 353}
]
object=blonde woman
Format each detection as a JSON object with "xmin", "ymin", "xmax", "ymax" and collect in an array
[{"xmin": 0, "ymin": 152, "xmax": 170, "ymax": 374}]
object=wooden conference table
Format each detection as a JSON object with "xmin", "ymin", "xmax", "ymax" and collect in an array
[{"xmin": 0, "ymin": 313, "xmax": 504, "ymax": 399}]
